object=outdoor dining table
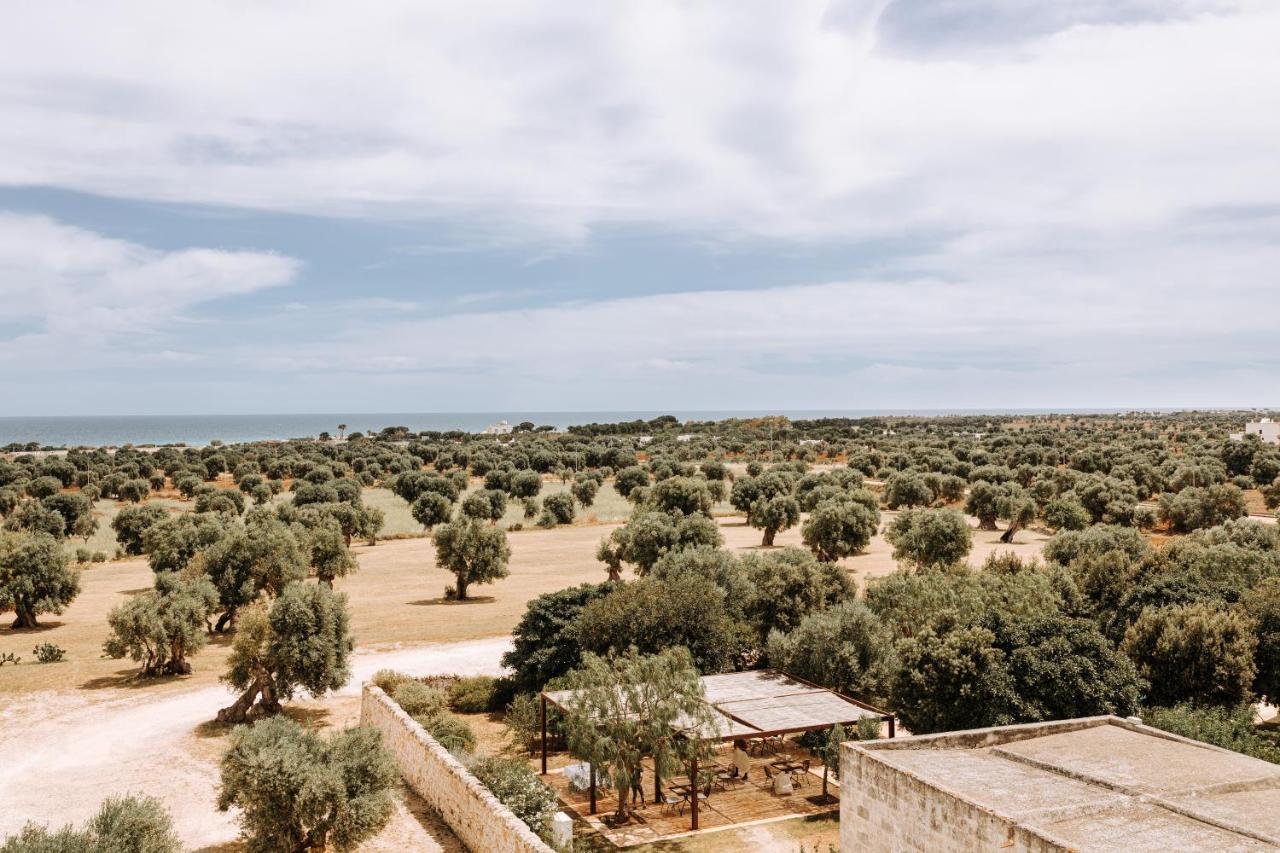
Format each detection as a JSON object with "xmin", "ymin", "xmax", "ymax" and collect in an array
[{"xmin": 769, "ymin": 757, "xmax": 806, "ymax": 774}]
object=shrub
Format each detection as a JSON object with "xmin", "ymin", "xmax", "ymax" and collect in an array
[
  {"xmin": 449, "ymin": 675, "xmax": 499, "ymax": 713},
  {"xmin": 372, "ymin": 668, "xmax": 412, "ymax": 695},
  {"xmin": 32, "ymin": 643, "xmax": 64, "ymax": 664},
  {"xmin": 91, "ymin": 551, "xmax": 108, "ymax": 563},
  {"xmin": 392, "ymin": 681, "xmax": 448, "ymax": 718},
  {"xmin": 542, "ymin": 492, "xmax": 576, "ymax": 525},
  {"xmin": 505, "ymin": 694, "xmax": 542, "ymax": 754},
  {"xmin": 417, "ymin": 711, "xmax": 477, "ymax": 753},
  {"xmin": 468, "ymin": 756, "xmax": 558, "ymax": 840},
  {"xmin": 0, "ymin": 794, "xmax": 180, "ymax": 853},
  {"xmin": 74, "ymin": 548, "xmax": 92, "ymax": 564},
  {"xmin": 1145, "ymin": 704, "xmax": 1280, "ymax": 763}
]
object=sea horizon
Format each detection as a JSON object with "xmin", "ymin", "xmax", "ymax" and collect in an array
[{"xmin": 0, "ymin": 407, "xmax": 1247, "ymax": 448}]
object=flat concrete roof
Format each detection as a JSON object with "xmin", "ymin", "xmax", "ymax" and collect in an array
[{"xmin": 852, "ymin": 716, "xmax": 1280, "ymax": 852}]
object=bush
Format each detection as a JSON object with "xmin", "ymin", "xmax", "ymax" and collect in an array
[
  {"xmin": 0, "ymin": 794, "xmax": 180, "ymax": 853},
  {"xmin": 91, "ymin": 551, "xmax": 108, "ymax": 563},
  {"xmin": 505, "ymin": 694, "xmax": 541, "ymax": 754},
  {"xmin": 417, "ymin": 710, "xmax": 477, "ymax": 753},
  {"xmin": 372, "ymin": 668, "xmax": 412, "ymax": 695},
  {"xmin": 74, "ymin": 547, "xmax": 92, "ymax": 564},
  {"xmin": 449, "ymin": 675, "xmax": 499, "ymax": 713},
  {"xmin": 542, "ymin": 492, "xmax": 576, "ymax": 525},
  {"xmin": 468, "ymin": 756, "xmax": 558, "ymax": 841},
  {"xmin": 32, "ymin": 643, "xmax": 64, "ymax": 664},
  {"xmin": 1145, "ymin": 704, "xmax": 1280, "ymax": 763},
  {"xmin": 392, "ymin": 681, "xmax": 448, "ymax": 718}
]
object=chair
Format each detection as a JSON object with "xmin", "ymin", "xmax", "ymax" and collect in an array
[
  {"xmin": 790, "ymin": 759, "xmax": 812, "ymax": 787},
  {"xmin": 660, "ymin": 792, "xmax": 683, "ymax": 815}
]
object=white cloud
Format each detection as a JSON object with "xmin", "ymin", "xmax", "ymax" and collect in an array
[
  {"xmin": 0, "ymin": 213, "xmax": 298, "ymax": 358},
  {"xmin": 0, "ymin": 1, "xmax": 1276, "ymax": 245}
]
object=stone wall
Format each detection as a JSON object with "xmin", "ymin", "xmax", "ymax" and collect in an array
[
  {"xmin": 840, "ymin": 740, "xmax": 1069, "ymax": 853},
  {"xmin": 361, "ymin": 684, "xmax": 557, "ymax": 853}
]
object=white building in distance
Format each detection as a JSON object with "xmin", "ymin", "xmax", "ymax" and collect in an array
[
  {"xmin": 1230, "ymin": 418, "xmax": 1280, "ymax": 444},
  {"xmin": 480, "ymin": 420, "xmax": 514, "ymax": 436}
]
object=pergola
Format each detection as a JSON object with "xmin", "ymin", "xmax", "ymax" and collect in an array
[{"xmin": 539, "ymin": 669, "xmax": 895, "ymax": 831}]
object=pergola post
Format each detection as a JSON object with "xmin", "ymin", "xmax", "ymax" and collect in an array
[
  {"xmin": 589, "ymin": 760, "xmax": 597, "ymax": 815},
  {"xmin": 887, "ymin": 715, "xmax": 896, "ymax": 738},
  {"xmin": 653, "ymin": 749, "xmax": 662, "ymax": 803},
  {"xmin": 540, "ymin": 694, "xmax": 548, "ymax": 775},
  {"xmin": 690, "ymin": 755, "xmax": 699, "ymax": 830}
]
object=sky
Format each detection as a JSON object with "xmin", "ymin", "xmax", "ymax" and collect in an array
[{"xmin": 1, "ymin": 0, "xmax": 1278, "ymax": 415}]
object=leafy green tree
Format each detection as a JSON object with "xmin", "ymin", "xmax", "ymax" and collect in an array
[
  {"xmin": 741, "ymin": 547, "xmax": 852, "ymax": 640},
  {"xmin": 1043, "ymin": 494, "xmax": 1090, "ymax": 531},
  {"xmin": 560, "ymin": 648, "xmax": 715, "ymax": 822},
  {"xmin": 217, "ymin": 581, "xmax": 353, "ymax": 723},
  {"xmin": 1043, "ymin": 524, "xmax": 1152, "ymax": 567},
  {"xmin": 432, "ymin": 517, "xmax": 511, "ymax": 600},
  {"xmin": 142, "ymin": 512, "xmax": 231, "ymax": 574},
  {"xmin": 0, "ymin": 795, "xmax": 180, "ymax": 853},
  {"xmin": 112, "ymin": 503, "xmax": 169, "ymax": 555},
  {"xmin": 597, "ymin": 510, "xmax": 722, "ymax": 577},
  {"xmin": 613, "ymin": 466, "xmax": 650, "ymax": 499},
  {"xmin": 750, "ymin": 494, "xmax": 800, "ymax": 546},
  {"xmin": 0, "ymin": 531, "xmax": 80, "ymax": 629},
  {"xmin": 1121, "ymin": 603, "xmax": 1258, "ymax": 707},
  {"xmin": 103, "ymin": 573, "xmax": 219, "ymax": 675},
  {"xmin": 1244, "ymin": 577, "xmax": 1280, "ymax": 705},
  {"xmin": 2, "ymin": 500, "xmax": 67, "ymax": 539},
  {"xmin": 1075, "ymin": 475, "xmax": 1138, "ymax": 525},
  {"xmin": 459, "ymin": 488, "xmax": 507, "ymax": 524},
  {"xmin": 25, "ymin": 476, "xmax": 61, "ymax": 500},
  {"xmin": 203, "ymin": 516, "xmax": 308, "ymax": 631},
  {"xmin": 509, "ymin": 470, "xmax": 543, "ymax": 499},
  {"xmin": 802, "ymin": 497, "xmax": 879, "ymax": 561},
  {"xmin": 766, "ymin": 601, "xmax": 894, "ymax": 699},
  {"xmin": 42, "ymin": 493, "xmax": 96, "ymax": 541},
  {"xmin": 217, "ymin": 716, "xmax": 395, "ymax": 853},
  {"xmin": 883, "ymin": 472, "xmax": 933, "ymax": 509},
  {"xmin": 885, "ymin": 508, "xmax": 972, "ymax": 571},
  {"xmin": 501, "ymin": 583, "xmax": 618, "ymax": 693},
  {"xmin": 117, "ymin": 478, "xmax": 152, "ymax": 503},
  {"xmin": 1158, "ymin": 484, "xmax": 1248, "ymax": 533},
  {"xmin": 889, "ymin": 625, "xmax": 1020, "ymax": 733},
  {"xmin": 571, "ymin": 476, "xmax": 599, "ymax": 508},
  {"xmin": 577, "ymin": 574, "xmax": 746, "ymax": 673},
  {"xmin": 542, "ymin": 492, "xmax": 576, "ymax": 525},
  {"xmin": 298, "ymin": 518, "xmax": 358, "ymax": 587},
  {"xmin": 411, "ymin": 493, "xmax": 453, "ymax": 532},
  {"xmin": 645, "ymin": 476, "xmax": 713, "ymax": 517}
]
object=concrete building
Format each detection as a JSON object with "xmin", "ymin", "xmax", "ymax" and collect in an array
[
  {"xmin": 841, "ymin": 715, "xmax": 1280, "ymax": 852},
  {"xmin": 1231, "ymin": 418, "xmax": 1280, "ymax": 444},
  {"xmin": 480, "ymin": 420, "xmax": 514, "ymax": 436}
]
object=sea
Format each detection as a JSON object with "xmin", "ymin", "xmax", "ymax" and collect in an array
[{"xmin": 0, "ymin": 409, "xmax": 1150, "ymax": 449}]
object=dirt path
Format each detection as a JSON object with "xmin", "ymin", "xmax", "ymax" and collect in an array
[{"xmin": 0, "ymin": 637, "xmax": 511, "ymax": 848}]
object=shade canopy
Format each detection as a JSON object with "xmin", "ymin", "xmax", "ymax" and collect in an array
[{"xmin": 542, "ymin": 668, "xmax": 891, "ymax": 742}]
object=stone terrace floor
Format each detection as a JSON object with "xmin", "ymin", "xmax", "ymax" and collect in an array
[{"xmin": 544, "ymin": 739, "xmax": 841, "ymax": 847}]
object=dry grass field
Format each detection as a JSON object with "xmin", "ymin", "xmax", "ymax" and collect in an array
[{"xmin": 0, "ymin": 498, "xmax": 1048, "ymax": 851}]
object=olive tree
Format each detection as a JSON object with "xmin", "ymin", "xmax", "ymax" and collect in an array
[
  {"xmin": 432, "ymin": 517, "xmax": 511, "ymax": 600},
  {"xmin": 218, "ymin": 716, "xmax": 395, "ymax": 853},
  {"xmin": 801, "ymin": 497, "xmax": 879, "ymax": 562},
  {"xmin": 750, "ymin": 495, "xmax": 800, "ymax": 546},
  {"xmin": 884, "ymin": 508, "xmax": 972, "ymax": 571},
  {"xmin": 766, "ymin": 601, "xmax": 894, "ymax": 699},
  {"xmin": 216, "ymin": 581, "xmax": 353, "ymax": 723},
  {"xmin": 410, "ymin": 492, "xmax": 453, "ymax": 531},
  {"xmin": 103, "ymin": 573, "xmax": 219, "ymax": 675},
  {"xmin": 0, "ymin": 531, "xmax": 80, "ymax": 629},
  {"xmin": 112, "ymin": 503, "xmax": 169, "ymax": 555}
]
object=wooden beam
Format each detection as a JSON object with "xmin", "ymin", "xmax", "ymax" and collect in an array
[
  {"xmin": 540, "ymin": 694, "xmax": 548, "ymax": 775},
  {"xmin": 589, "ymin": 760, "xmax": 597, "ymax": 815}
]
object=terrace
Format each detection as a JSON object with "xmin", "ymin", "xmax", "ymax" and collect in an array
[{"xmin": 539, "ymin": 669, "xmax": 895, "ymax": 847}]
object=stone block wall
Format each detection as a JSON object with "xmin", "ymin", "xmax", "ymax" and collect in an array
[
  {"xmin": 361, "ymin": 684, "xmax": 556, "ymax": 853},
  {"xmin": 840, "ymin": 741, "xmax": 1068, "ymax": 852}
]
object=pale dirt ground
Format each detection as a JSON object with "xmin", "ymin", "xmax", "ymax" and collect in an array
[{"xmin": 0, "ymin": 511, "xmax": 1046, "ymax": 851}]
